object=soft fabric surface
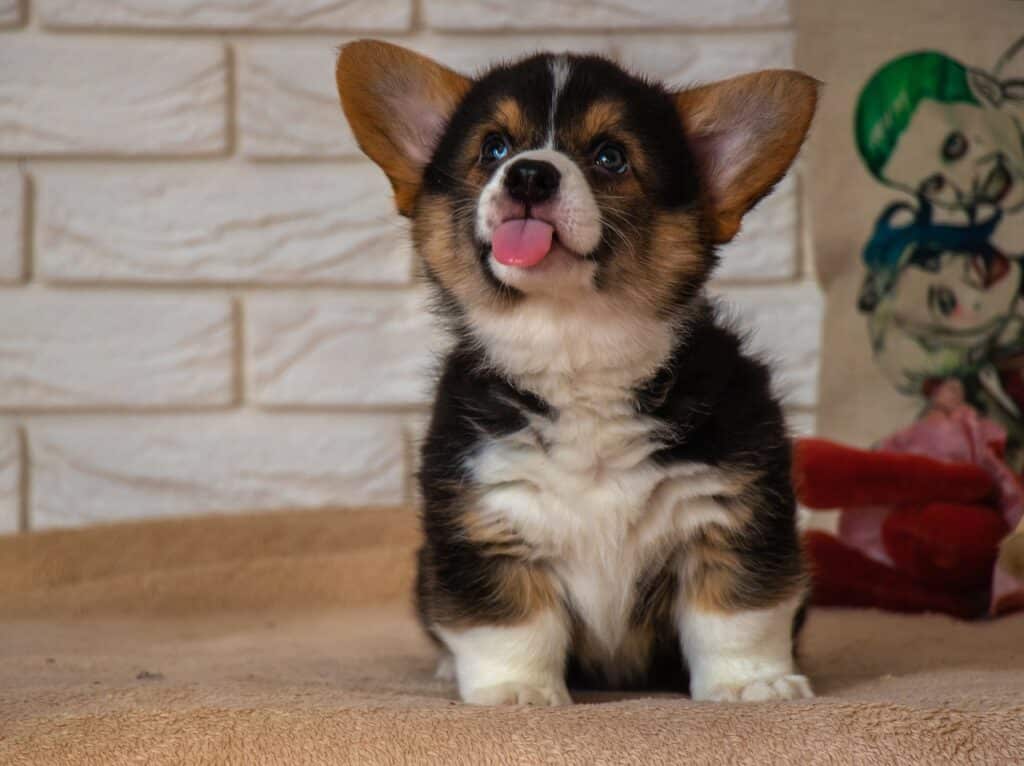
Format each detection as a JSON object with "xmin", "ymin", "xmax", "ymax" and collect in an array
[
  {"xmin": 798, "ymin": 0, "xmax": 1024, "ymax": 455},
  {"xmin": 2, "ymin": 508, "xmax": 1022, "ymax": 765}
]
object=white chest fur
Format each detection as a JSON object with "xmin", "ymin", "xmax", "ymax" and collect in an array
[
  {"xmin": 465, "ymin": 296, "xmax": 742, "ymax": 657},
  {"xmin": 468, "ymin": 396, "xmax": 740, "ymax": 662}
]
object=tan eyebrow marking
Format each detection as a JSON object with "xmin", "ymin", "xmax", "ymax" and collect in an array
[
  {"xmin": 578, "ymin": 100, "xmax": 628, "ymax": 140},
  {"xmin": 494, "ymin": 98, "xmax": 528, "ymax": 141},
  {"xmin": 565, "ymin": 99, "xmax": 654, "ymax": 178}
]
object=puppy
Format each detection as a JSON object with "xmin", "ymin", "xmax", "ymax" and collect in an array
[{"xmin": 336, "ymin": 41, "xmax": 818, "ymax": 705}]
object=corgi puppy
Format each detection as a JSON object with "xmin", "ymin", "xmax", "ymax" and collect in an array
[{"xmin": 336, "ymin": 41, "xmax": 818, "ymax": 705}]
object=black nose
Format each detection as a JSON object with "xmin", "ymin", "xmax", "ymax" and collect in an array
[{"xmin": 504, "ymin": 159, "xmax": 560, "ymax": 204}]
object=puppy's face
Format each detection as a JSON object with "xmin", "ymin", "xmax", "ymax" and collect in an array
[
  {"xmin": 337, "ymin": 43, "xmax": 817, "ymax": 320},
  {"xmin": 425, "ymin": 54, "xmax": 705, "ymax": 309}
]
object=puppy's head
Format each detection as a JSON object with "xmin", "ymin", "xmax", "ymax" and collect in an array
[{"xmin": 337, "ymin": 42, "xmax": 816, "ymax": 320}]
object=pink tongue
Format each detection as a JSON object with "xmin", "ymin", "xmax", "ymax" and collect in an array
[{"xmin": 492, "ymin": 219, "xmax": 554, "ymax": 268}]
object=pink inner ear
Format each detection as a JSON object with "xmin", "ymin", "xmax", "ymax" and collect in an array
[
  {"xmin": 688, "ymin": 127, "xmax": 755, "ymax": 204},
  {"xmin": 390, "ymin": 93, "xmax": 450, "ymax": 168}
]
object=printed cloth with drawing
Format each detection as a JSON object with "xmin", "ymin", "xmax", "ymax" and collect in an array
[{"xmin": 854, "ymin": 37, "xmax": 1024, "ymax": 467}]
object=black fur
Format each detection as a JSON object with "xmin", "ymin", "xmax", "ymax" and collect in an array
[
  {"xmin": 416, "ymin": 302, "xmax": 801, "ymax": 691},
  {"xmin": 412, "ymin": 52, "xmax": 805, "ymax": 693}
]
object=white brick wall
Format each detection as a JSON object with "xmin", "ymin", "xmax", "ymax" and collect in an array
[
  {"xmin": 0, "ymin": 0, "xmax": 21, "ymax": 27},
  {"xmin": 30, "ymin": 415, "xmax": 405, "ymax": 528},
  {"xmin": 0, "ymin": 167, "xmax": 24, "ymax": 281},
  {"xmin": 421, "ymin": 0, "xmax": 789, "ymax": 31},
  {"xmin": 0, "ymin": 423, "xmax": 19, "ymax": 533},
  {"xmin": 38, "ymin": 0, "xmax": 413, "ymax": 31},
  {"xmin": 0, "ymin": 39, "xmax": 228, "ymax": 156},
  {"xmin": 0, "ymin": 291, "xmax": 235, "ymax": 408},
  {"xmin": 37, "ymin": 165, "xmax": 410, "ymax": 284},
  {"xmin": 247, "ymin": 290, "xmax": 436, "ymax": 407},
  {"xmin": 0, "ymin": 0, "xmax": 821, "ymax": 531}
]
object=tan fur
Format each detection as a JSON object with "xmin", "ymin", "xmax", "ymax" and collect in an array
[
  {"xmin": 421, "ymin": 551, "xmax": 559, "ymax": 629},
  {"xmin": 580, "ymin": 100, "xmax": 621, "ymax": 136},
  {"xmin": 672, "ymin": 474, "xmax": 807, "ymax": 614},
  {"xmin": 494, "ymin": 98, "xmax": 531, "ymax": 145},
  {"xmin": 413, "ymin": 193, "xmax": 514, "ymax": 313},
  {"xmin": 567, "ymin": 101, "xmax": 623, "ymax": 146},
  {"xmin": 462, "ymin": 507, "xmax": 533, "ymax": 560},
  {"xmin": 418, "ymin": 492, "xmax": 559, "ymax": 629},
  {"xmin": 675, "ymin": 70, "xmax": 819, "ymax": 243},
  {"xmin": 683, "ymin": 535, "xmax": 747, "ymax": 612},
  {"xmin": 602, "ymin": 207, "xmax": 707, "ymax": 315},
  {"xmin": 684, "ymin": 525, "xmax": 807, "ymax": 613},
  {"xmin": 497, "ymin": 563, "xmax": 561, "ymax": 622},
  {"xmin": 336, "ymin": 41, "xmax": 470, "ymax": 216}
]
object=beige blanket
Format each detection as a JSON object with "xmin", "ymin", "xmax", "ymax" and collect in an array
[{"xmin": 2, "ymin": 507, "xmax": 1022, "ymax": 765}]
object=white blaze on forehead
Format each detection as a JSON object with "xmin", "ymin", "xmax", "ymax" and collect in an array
[{"xmin": 547, "ymin": 56, "xmax": 572, "ymax": 147}]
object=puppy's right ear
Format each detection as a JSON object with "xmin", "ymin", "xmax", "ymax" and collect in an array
[
  {"xmin": 337, "ymin": 40, "xmax": 471, "ymax": 217},
  {"xmin": 675, "ymin": 70, "xmax": 818, "ymax": 244}
]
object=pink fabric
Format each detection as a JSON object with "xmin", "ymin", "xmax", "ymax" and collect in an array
[{"xmin": 837, "ymin": 381, "xmax": 1024, "ymax": 615}]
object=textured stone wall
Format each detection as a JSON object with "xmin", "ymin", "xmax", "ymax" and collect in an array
[{"xmin": 0, "ymin": 0, "xmax": 821, "ymax": 532}]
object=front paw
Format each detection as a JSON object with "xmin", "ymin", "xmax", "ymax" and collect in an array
[
  {"xmin": 696, "ymin": 673, "xmax": 813, "ymax": 702},
  {"xmin": 464, "ymin": 680, "xmax": 572, "ymax": 706}
]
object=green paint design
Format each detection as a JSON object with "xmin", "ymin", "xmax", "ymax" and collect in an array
[{"xmin": 855, "ymin": 51, "xmax": 978, "ymax": 179}]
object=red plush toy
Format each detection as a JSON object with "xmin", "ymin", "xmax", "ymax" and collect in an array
[{"xmin": 795, "ymin": 381, "xmax": 1024, "ymax": 619}]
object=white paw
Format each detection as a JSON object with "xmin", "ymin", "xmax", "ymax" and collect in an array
[
  {"xmin": 464, "ymin": 680, "xmax": 572, "ymax": 706},
  {"xmin": 697, "ymin": 674, "xmax": 813, "ymax": 702}
]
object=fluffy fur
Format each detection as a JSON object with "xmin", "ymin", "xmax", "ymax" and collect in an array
[{"xmin": 336, "ymin": 42, "xmax": 818, "ymax": 704}]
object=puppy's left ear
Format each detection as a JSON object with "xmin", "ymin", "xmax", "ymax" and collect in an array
[
  {"xmin": 337, "ymin": 40, "xmax": 471, "ymax": 217},
  {"xmin": 675, "ymin": 70, "xmax": 819, "ymax": 243}
]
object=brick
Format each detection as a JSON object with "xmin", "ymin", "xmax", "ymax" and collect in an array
[
  {"xmin": 0, "ymin": 423, "xmax": 19, "ymax": 534},
  {"xmin": 238, "ymin": 44, "xmax": 356, "ymax": 159},
  {"xmin": 421, "ymin": 32, "xmax": 791, "ymax": 83},
  {"xmin": 247, "ymin": 290, "xmax": 437, "ymax": 407},
  {"xmin": 0, "ymin": 39, "xmax": 226, "ymax": 156},
  {"xmin": 419, "ymin": 34, "xmax": 610, "ymax": 73},
  {"xmin": 37, "ymin": 165, "xmax": 409, "ymax": 285},
  {"xmin": 39, "ymin": 0, "xmax": 412, "ymax": 30},
  {"xmin": 423, "ymin": 0, "xmax": 789, "ymax": 31},
  {"xmin": 714, "ymin": 283, "xmax": 823, "ymax": 408},
  {"xmin": 615, "ymin": 32, "xmax": 793, "ymax": 86},
  {"xmin": 242, "ymin": 33, "xmax": 790, "ymax": 159},
  {"xmin": 0, "ymin": 292, "xmax": 234, "ymax": 409},
  {"xmin": 717, "ymin": 174, "xmax": 797, "ymax": 281},
  {"xmin": 242, "ymin": 38, "xmax": 592, "ymax": 159},
  {"xmin": 0, "ymin": 0, "xmax": 22, "ymax": 26},
  {"xmin": 28, "ymin": 415, "xmax": 405, "ymax": 529},
  {"xmin": 0, "ymin": 167, "xmax": 23, "ymax": 282}
]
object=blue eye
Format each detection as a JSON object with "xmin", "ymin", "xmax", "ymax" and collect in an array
[
  {"xmin": 594, "ymin": 142, "xmax": 628, "ymax": 174},
  {"xmin": 480, "ymin": 133, "xmax": 510, "ymax": 164}
]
